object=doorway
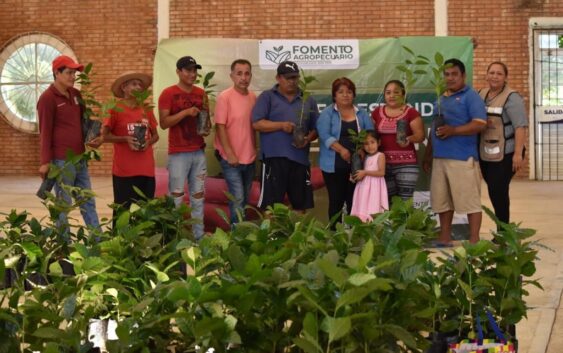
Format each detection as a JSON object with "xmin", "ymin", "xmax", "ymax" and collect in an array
[{"xmin": 532, "ymin": 26, "xmax": 563, "ymax": 180}]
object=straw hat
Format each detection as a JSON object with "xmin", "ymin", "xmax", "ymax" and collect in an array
[{"xmin": 111, "ymin": 72, "xmax": 152, "ymax": 98}]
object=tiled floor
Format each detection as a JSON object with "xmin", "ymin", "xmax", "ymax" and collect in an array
[{"xmin": 1, "ymin": 176, "xmax": 562, "ymax": 353}]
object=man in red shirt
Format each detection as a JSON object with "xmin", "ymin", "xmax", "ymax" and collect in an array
[
  {"xmin": 158, "ymin": 56, "xmax": 209, "ymax": 240},
  {"xmin": 37, "ymin": 55, "xmax": 102, "ymax": 232}
]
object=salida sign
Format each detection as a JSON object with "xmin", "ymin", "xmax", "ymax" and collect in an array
[
  {"xmin": 538, "ymin": 106, "xmax": 563, "ymax": 123},
  {"xmin": 259, "ymin": 39, "xmax": 360, "ymax": 70}
]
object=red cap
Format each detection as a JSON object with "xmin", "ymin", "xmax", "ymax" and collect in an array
[{"xmin": 52, "ymin": 55, "xmax": 84, "ymax": 72}]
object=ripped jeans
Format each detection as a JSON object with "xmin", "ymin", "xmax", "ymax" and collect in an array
[{"xmin": 168, "ymin": 150, "xmax": 207, "ymax": 240}]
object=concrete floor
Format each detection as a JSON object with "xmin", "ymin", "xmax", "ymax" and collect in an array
[{"xmin": 1, "ymin": 176, "xmax": 562, "ymax": 353}]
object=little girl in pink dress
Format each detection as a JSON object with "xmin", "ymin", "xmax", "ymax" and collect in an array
[{"xmin": 351, "ymin": 130, "xmax": 389, "ymax": 222}]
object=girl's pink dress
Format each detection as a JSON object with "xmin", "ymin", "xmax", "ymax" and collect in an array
[{"xmin": 351, "ymin": 152, "xmax": 389, "ymax": 222}]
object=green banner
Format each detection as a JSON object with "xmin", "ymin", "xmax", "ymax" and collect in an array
[
  {"xmin": 153, "ymin": 37, "xmax": 474, "ymax": 231},
  {"xmin": 154, "ymin": 37, "xmax": 473, "ymax": 115}
]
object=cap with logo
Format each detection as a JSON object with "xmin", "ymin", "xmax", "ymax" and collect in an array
[
  {"xmin": 52, "ymin": 55, "xmax": 84, "ymax": 72},
  {"xmin": 277, "ymin": 61, "xmax": 300, "ymax": 77},
  {"xmin": 176, "ymin": 56, "xmax": 202, "ymax": 70}
]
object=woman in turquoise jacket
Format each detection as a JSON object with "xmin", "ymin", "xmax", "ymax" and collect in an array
[{"xmin": 317, "ymin": 77, "xmax": 374, "ymax": 228}]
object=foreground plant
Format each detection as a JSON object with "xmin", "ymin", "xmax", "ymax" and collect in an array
[
  {"xmin": 0, "ymin": 180, "xmax": 542, "ymax": 353},
  {"xmin": 424, "ymin": 206, "xmax": 543, "ymax": 345}
]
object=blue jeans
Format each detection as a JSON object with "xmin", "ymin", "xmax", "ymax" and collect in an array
[
  {"xmin": 53, "ymin": 159, "xmax": 100, "ymax": 234},
  {"xmin": 168, "ymin": 150, "xmax": 207, "ymax": 240},
  {"xmin": 219, "ymin": 158, "xmax": 255, "ymax": 224}
]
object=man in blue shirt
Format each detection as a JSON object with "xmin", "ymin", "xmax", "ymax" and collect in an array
[
  {"xmin": 252, "ymin": 61, "xmax": 319, "ymax": 211},
  {"xmin": 423, "ymin": 58, "xmax": 487, "ymax": 245}
]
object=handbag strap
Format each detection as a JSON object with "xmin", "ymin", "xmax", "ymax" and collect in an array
[{"xmin": 476, "ymin": 310, "xmax": 506, "ymax": 343}]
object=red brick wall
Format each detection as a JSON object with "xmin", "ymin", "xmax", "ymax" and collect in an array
[
  {"xmin": 0, "ymin": 0, "xmax": 157, "ymax": 176},
  {"xmin": 449, "ymin": 0, "xmax": 563, "ymax": 177},
  {"xmin": 169, "ymin": 0, "xmax": 435, "ymax": 38},
  {"xmin": 0, "ymin": 0, "xmax": 560, "ymax": 177}
]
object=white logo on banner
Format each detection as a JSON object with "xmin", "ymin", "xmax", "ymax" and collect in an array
[{"xmin": 259, "ymin": 40, "xmax": 360, "ymax": 70}]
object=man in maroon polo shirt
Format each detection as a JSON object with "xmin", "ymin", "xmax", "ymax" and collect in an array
[{"xmin": 37, "ymin": 55, "xmax": 102, "ymax": 232}]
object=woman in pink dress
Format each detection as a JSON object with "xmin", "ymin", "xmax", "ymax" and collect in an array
[{"xmin": 351, "ymin": 130, "xmax": 388, "ymax": 222}]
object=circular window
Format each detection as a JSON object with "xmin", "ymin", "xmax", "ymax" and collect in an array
[{"xmin": 0, "ymin": 32, "xmax": 78, "ymax": 133}]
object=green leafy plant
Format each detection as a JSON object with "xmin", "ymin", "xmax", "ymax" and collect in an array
[
  {"xmin": 346, "ymin": 129, "xmax": 367, "ymax": 175},
  {"xmin": 297, "ymin": 69, "xmax": 317, "ymax": 127},
  {"xmin": 1, "ymin": 167, "xmax": 542, "ymax": 353},
  {"xmin": 195, "ymin": 71, "xmax": 217, "ymax": 113},
  {"xmin": 427, "ymin": 206, "xmax": 544, "ymax": 342},
  {"xmin": 130, "ymin": 89, "xmax": 155, "ymax": 148},
  {"xmin": 347, "ymin": 128, "xmax": 367, "ymax": 153},
  {"xmin": 396, "ymin": 47, "xmax": 450, "ymax": 117},
  {"xmin": 429, "ymin": 52, "xmax": 449, "ymax": 117},
  {"xmin": 396, "ymin": 46, "xmax": 431, "ymax": 105},
  {"xmin": 195, "ymin": 71, "xmax": 216, "ymax": 135},
  {"xmin": 76, "ymin": 63, "xmax": 120, "ymax": 142},
  {"xmin": 131, "ymin": 89, "xmax": 154, "ymax": 112}
]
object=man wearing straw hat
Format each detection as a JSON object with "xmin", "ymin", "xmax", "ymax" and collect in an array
[{"xmin": 102, "ymin": 72, "xmax": 159, "ymax": 212}]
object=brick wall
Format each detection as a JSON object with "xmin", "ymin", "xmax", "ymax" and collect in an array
[
  {"xmin": 449, "ymin": 0, "xmax": 563, "ymax": 177},
  {"xmin": 0, "ymin": 0, "xmax": 560, "ymax": 178},
  {"xmin": 169, "ymin": 0, "xmax": 435, "ymax": 38},
  {"xmin": 0, "ymin": 0, "xmax": 157, "ymax": 176}
]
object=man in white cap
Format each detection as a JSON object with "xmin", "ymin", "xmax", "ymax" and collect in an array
[{"xmin": 37, "ymin": 55, "xmax": 102, "ymax": 232}]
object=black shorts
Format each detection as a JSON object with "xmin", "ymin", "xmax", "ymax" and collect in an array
[{"xmin": 258, "ymin": 157, "xmax": 314, "ymax": 211}]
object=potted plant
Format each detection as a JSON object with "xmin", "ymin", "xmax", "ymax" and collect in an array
[
  {"xmin": 130, "ymin": 88, "xmax": 155, "ymax": 149},
  {"xmin": 424, "ymin": 207, "xmax": 542, "ymax": 353},
  {"xmin": 292, "ymin": 69, "xmax": 317, "ymax": 147},
  {"xmin": 429, "ymin": 52, "xmax": 449, "ymax": 128},
  {"xmin": 195, "ymin": 71, "xmax": 216, "ymax": 136},
  {"xmin": 2, "ymin": 170, "xmax": 541, "ymax": 353},
  {"xmin": 76, "ymin": 63, "xmax": 120, "ymax": 144},
  {"xmin": 395, "ymin": 46, "xmax": 432, "ymax": 145},
  {"xmin": 347, "ymin": 128, "xmax": 367, "ymax": 175},
  {"xmin": 396, "ymin": 45, "xmax": 432, "ymax": 105},
  {"xmin": 396, "ymin": 47, "xmax": 449, "ymax": 129}
]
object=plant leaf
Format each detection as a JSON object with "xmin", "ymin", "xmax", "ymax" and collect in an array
[
  {"xmin": 402, "ymin": 45, "xmax": 415, "ymax": 56},
  {"xmin": 317, "ymin": 258, "xmax": 347, "ymax": 288},
  {"xmin": 384, "ymin": 324, "xmax": 418, "ymax": 350},
  {"xmin": 359, "ymin": 239, "xmax": 374, "ymax": 268},
  {"xmin": 32, "ymin": 327, "xmax": 66, "ymax": 339},
  {"xmin": 435, "ymin": 52, "xmax": 444, "ymax": 66},
  {"xmin": 457, "ymin": 279, "xmax": 473, "ymax": 300},
  {"xmin": 294, "ymin": 337, "xmax": 322, "ymax": 353},
  {"xmin": 21, "ymin": 241, "xmax": 43, "ymax": 264},
  {"xmin": 145, "ymin": 263, "xmax": 170, "ymax": 282},
  {"xmin": 336, "ymin": 287, "xmax": 371, "ymax": 310},
  {"xmin": 325, "ymin": 316, "xmax": 351, "ymax": 343},
  {"xmin": 348, "ymin": 273, "xmax": 376, "ymax": 286}
]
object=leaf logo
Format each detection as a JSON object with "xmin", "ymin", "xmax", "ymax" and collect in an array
[
  {"xmin": 265, "ymin": 46, "xmax": 292, "ymax": 64},
  {"xmin": 265, "ymin": 50, "xmax": 279, "ymax": 63},
  {"xmin": 277, "ymin": 51, "xmax": 291, "ymax": 63}
]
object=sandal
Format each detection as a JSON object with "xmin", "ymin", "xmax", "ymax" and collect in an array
[{"xmin": 427, "ymin": 240, "xmax": 455, "ymax": 248}]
